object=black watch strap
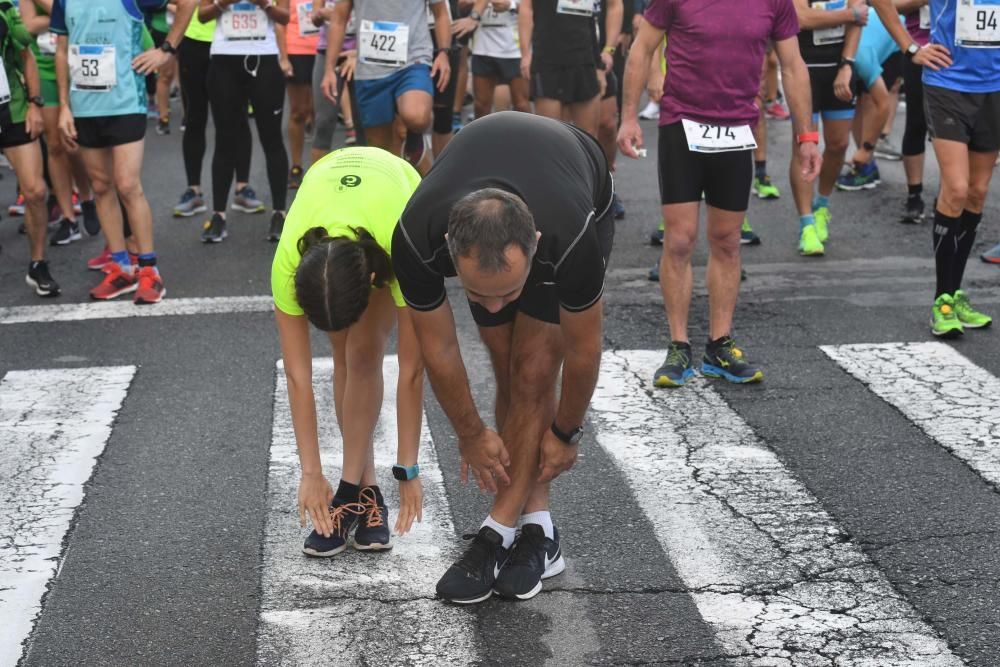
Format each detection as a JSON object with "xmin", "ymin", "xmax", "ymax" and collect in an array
[
  {"xmin": 29, "ymin": 95, "xmax": 45, "ymax": 108},
  {"xmin": 160, "ymin": 40, "xmax": 177, "ymax": 55},
  {"xmin": 551, "ymin": 421, "xmax": 583, "ymax": 445}
]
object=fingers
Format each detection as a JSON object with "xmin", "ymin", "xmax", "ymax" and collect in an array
[
  {"xmin": 460, "ymin": 458, "xmax": 469, "ymax": 485},
  {"xmin": 498, "ymin": 444, "xmax": 511, "ymax": 468},
  {"xmin": 298, "ymin": 501, "xmax": 307, "ymax": 528},
  {"xmin": 491, "ymin": 461, "xmax": 511, "ymax": 487},
  {"xmin": 476, "ymin": 465, "xmax": 498, "ymax": 494}
]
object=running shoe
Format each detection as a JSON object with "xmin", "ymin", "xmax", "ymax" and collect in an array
[
  {"xmin": 202, "ymin": 213, "xmax": 228, "ymax": 243},
  {"xmin": 174, "ymin": 189, "xmax": 207, "ymax": 218},
  {"xmin": 345, "ymin": 125, "xmax": 357, "ymax": 145},
  {"xmin": 451, "ymin": 112, "xmax": 463, "ymax": 134},
  {"xmin": 874, "ymin": 137, "xmax": 902, "ymax": 161},
  {"xmin": 71, "ymin": 192, "xmax": 82, "ymax": 214},
  {"xmin": 156, "ymin": 118, "xmax": 170, "ymax": 136},
  {"xmin": 798, "ymin": 224, "xmax": 825, "ymax": 256},
  {"xmin": 813, "ymin": 206, "xmax": 830, "ymax": 243},
  {"xmin": 402, "ymin": 131, "xmax": 429, "ymax": 168},
  {"xmin": 267, "ymin": 211, "xmax": 284, "ymax": 243},
  {"xmin": 436, "ymin": 526, "xmax": 509, "ymax": 605},
  {"xmin": 612, "ymin": 193, "xmax": 625, "ymax": 220},
  {"xmin": 81, "ymin": 199, "xmax": 100, "ymax": 236},
  {"xmin": 702, "ymin": 336, "xmax": 764, "ymax": 384},
  {"xmin": 26, "ymin": 260, "xmax": 60, "ymax": 298},
  {"xmin": 931, "ymin": 293, "xmax": 964, "ymax": 338},
  {"xmin": 17, "ymin": 221, "xmax": 25, "ymax": 234},
  {"xmin": 134, "ymin": 266, "xmax": 165, "ymax": 305},
  {"xmin": 288, "ymin": 166, "xmax": 304, "ymax": 190},
  {"xmin": 765, "ymin": 100, "xmax": 790, "ymax": 120},
  {"xmin": 901, "ymin": 195, "xmax": 925, "ymax": 224},
  {"xmin": 638, "ymin": 101, "xmax": 660, "ymax": 120},
  {"xmin": 982, "ymin": 241, "xmax": 1000, "ymax": 264},
  {"xmin": 953, "ymin": 290, "xmax": 992, "ymax": 329},
  {"xmin": 49, "ymin": 219, "xmax": 82, "ymax": 246},
  {"xmin": 740, "ymin": 217, "xmax": 761, "ymax": 246},
  {"xmin": 752, "ymin": 175, "xmax": 780, "ymax": 199},
  {"xmin": 653, "ymin": 341, "xmax": 695, "ymax": 388},
  {"xmin": 146, "ymin": 100, "xmax": 159, "ymax": 119},
  {"xmin": 353, "ymin": 486, "xmax": 392, "ymax": 551},
  {"xmin": 48, "ymin": 197, "xmax": 61, "ymax": 224},
  {"xmin": 493, "ymin": 524, "xmax": 565, "ymax": 601},
  {"xmin": 8, "ymin": 193, "xmax": 25, "ymax": 216},
  {"xmin": 232, "ymin": 185, "xmax": 266, "ymax": 213},
  {"xmin": 836, "ymin": 161, "xmax": 880, "ymax": 191},
  {"xmin": 650, "ymin": 221, "xmax": 664, "ymax": 246},
  {"xmin": 90, "ymin": 263, "xmax": 138, "ymax": 301},
  {"xmin": 302, "ymin": 500, "xmax": 366, "ymax": 557},
  {"xmin": 87, "ymin": 246, "xmax": 138, "ymax": 271},
  {"xmin": 648, "ymin": 263, "xmax": 659, "ymax": 282}
]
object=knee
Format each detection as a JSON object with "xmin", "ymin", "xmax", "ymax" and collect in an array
[
  {"xmin": 707, "ymin": 229, "xmax": 742, "ymax": 259},
  {"xmin": 940, "ymin": 176, "xmax": 969, "ymax": 207},
  {"xmin": 115, "ymin": 176, "xmax": 144, "ymax": 202},
  {"xmin": 824, "ymin": 136, "xmax": 850, "ymax": 157},
  {"xmin": 967, "ymin": 181, "xmax": 989, "ymax": 211},
  {"xmin": 474, "ymin": 101, "xmax": 490, "ymax": 118},
  {"xmin": 400, "ymin": 105, "xmax": 432, "ymax": 132},
  {"xmin": 22, "ymin": 179, "xmax": 47, "ymax": 205},
  {"xmin": 511, "ymin": 348, "xmax": 560, "ymax": 398},
  {"xmin": 664, "ymin": 230, "xmax": 697, "ymax": 260},
  {"xmin": 291, "ymin": 107, "xmax": 310, "ymax": 125},
  {"xmin": 346, "ymin": 343, "xmax": 388, "ymax": 377},
  {"xmin": 90, "ymin": 175, "xmax": 113, "ymax": 198},
  {"xmin": 599, "ymin": 113, "xmax": 617, "ymax": 137}
]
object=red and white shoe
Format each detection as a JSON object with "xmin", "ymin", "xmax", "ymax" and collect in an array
[
  {"xmin": 134, "ymin": 266, "xmax": 165, "ymax": 305},
  {"xmin": 87, "ymin": 246, "xmax": 139, "ymax": 271},
  {"xmin": 90, "ymin": 263, "xmax": 138, "ymax": 300}
]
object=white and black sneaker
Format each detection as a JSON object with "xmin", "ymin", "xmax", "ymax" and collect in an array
[
  {"xmin": 49, "ymin": 218, "xmax": 81, "ymax": 246},
  {"xmin": 267, "ymin": 211, "xmax": 284, "ymax": 243},
  {"xmin": 436, "ymin": 526, "xmax": 509, "ymax": 605},
  {"xmin": 26, "ymin": 260, "xmax": 60, "ymax": 297},
  {"xmin": 493, "ymin": 524, "xmax": 565, "ymax": 601}
]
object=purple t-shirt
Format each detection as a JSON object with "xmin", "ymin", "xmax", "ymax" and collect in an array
[
  {"xmin": 905, "ymin": 10, "xmax": 930, "ymax": 47},
  {"xmin": 644, "ymin": 0, "xmax": 800, "ymax": 127}
]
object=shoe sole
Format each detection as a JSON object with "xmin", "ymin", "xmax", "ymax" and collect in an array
[
  {"xmin": 702, "ymin": 364, "xmax": 764, "ymax": 384},
  {"xmin": 958, "ymin": 320, "xmax": 992, "ymax": 329},
  {"xmin": 740, "ymin": 237, "xmax": 761, "ymax": 246},
  {"xmin": 231, "ymin": 203, "xmax": 266, "ymax": 214},
  {"xmin": 267, "ymin": 233, "xmax": 281, "ymax": 243},
  {"xmin": 134, "ymin": 287, "xmax": 166, "ymax": 305},
  {"xmin": 654, "ymin": 368, "xmax": 695, "ymax": 388},
  {"xmin": 754, "ymin": 192, "xmax": 780, "ymax": 200},
  {"xmin": 836, "ymin": 182, "xmax": 879, "ymax": 192},
  {"xmin": 981, "ymin": 256, "xmax": 1000, "ymax": 264},
  {"xmin": 499, "ymin": 555, "xmax": 567, "ymax": 602},
  {"xmin": 874, "ymin": 152, "xmax": 902, "ymax": 161},
  {"xmin": 899, "ymin": 216, "xmax": 924, "ymax": 224},
  {"xmin": 25, "ymin": 275, "xmax": 60, "ymax": 298},
  {"xmin": 202, "ymin": 231, "xmax": 228, "ymax": 243},
  {"xmin": 90, "ymin": 283, "xmax": 138, "ymax": 301},
  {"xmin": 931, "ymin": 326, "xmax": 964, "ymax": 339},
  {"xmin": 174, "ymin": 205, "xmax": 207, "ymax": 218},
  {"xmin": 799, "ymin": 248, "xmax": 825, "ymax": 257},
  {"xmin": 51, "ymin": 231, "xmax": 82, "ymax": 246},
  {"xmin": 353, "ymin": 539, "xmax": 394, "ymax": 552},
  {"xmin": 302, "ymin": 544, "xmax": 348, "ymax": 558}
]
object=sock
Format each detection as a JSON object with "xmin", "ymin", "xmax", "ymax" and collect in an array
[
  {"xmin": 111, "ymin": 250, "xmax": 132, "ymax": 272},
  {"xmin": 754, "ymin": 160, "xmax": 767, "ymax": 180},
  {"xmin": 481, "ymin": 515, "xmax": 516, "ymax": 549},
  {"xmin": 812, "ymin": 194, "xmax": 830, "ymax": 210},
  {"xmin": 334, "ymin": 479, "xmax": 360, "ymax": 504},
  {"xmin": 521, "ymin": 511, "xmax": 554, "ymax": 540},
  {"xmin": 908, "ymin": 183, "xmax": 923, "ymax": 197},
  {"xmin": 954, "ymin": 209, "xmax": 982, "ymax": 290},
  {"xmin": 932, "ymin": 209, "xmax": 961, "ymax": 298},
  {"xmin": 138, "ymin": 252, "xmax": 158, "ymax": 275},
  {"xmin": 363, "ymin": 484, "xmax": 385, "ymax": 506},
  {"xmin": 800, "ymin": 214, "xmax": 815, "ymax": 231}
]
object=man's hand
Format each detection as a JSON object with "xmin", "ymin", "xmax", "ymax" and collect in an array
[
  {"xmin": 597, "ymin": 68, "xmax": 607, "ymax": 98},
  {"xmin": 537, "ymin": 429, "xmax": 579, "ymax": 483},
  {"xmin": 25, "ymin": 105, "xmax": 43, "ymax": 139},
  {"xmin": 58, "ymin": 106, "xmax": 78, "ymax": 150},
  {"xmin": 322, "ymin": 68, "xmax": 340, "ymax": 103},
  {"xmin": 458, "ymin": 427, "xmax": 511, "ymax": 494},
  {"xmin": 848, "ymin": 0, "xmax": 869, "ymax": 25},
  {"xmin": 339, "ymin": 51, "xmax": 357, "ymax": 81},
  {"xmin": 394, "ymin": 478, "xmax": 423, "ymax": 535},
  {"xmin": 520, "ymin": 51, "xmax": 532, "ymax": 81},
  {"xmin": 132, "ymin": 47, "xmax": 171, "ymax": 76},
  {"xmin": 600, "ymin": 50, "xmax": 614, "ymax": 73},
  {"xmin": 452, "ymin": 16, "xmax": 479, "ymax": 38},
  {"xmin": 298, "ymin": 471, "xmax": 335, "ymax": 537},
  {"xmin": 798, "ymin": 141, "xmax": 822, "ymax": 182},
  {"xmin": 912, "ymin": 43, "xmax": 953, "ymax": 71},
  {"xmin": 617, "ymin": 117, "xmax": 644, "ymax": 158},
  {"xmin": 279, "ymin": 55, "xmax": 294, "ymax": 78},
  {"xmin": 431, "ymin": 50, "xmax": 451, "ymax": 92},
  {"xmin": 834, "ymin": 64, "xmax": 853, "ymax": 101}
]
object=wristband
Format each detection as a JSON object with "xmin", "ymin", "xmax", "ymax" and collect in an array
[
  {"xmin": 851, "ymin": 6, "xmax": 861, "ymax": 23},
  {"xmin": 603, "ymin": 46, "xmax": 616, "ymax": 55},
  {"xmin": 434, "ymin": 47, "xmax": 452, "ymax": 55},
  {"xmin": 863, "ymin": 141, "xmax": 876, "ymax": 151},
  {"xmin": 796, "ymin": 131, "xmax": 820, "ymax": 145}
]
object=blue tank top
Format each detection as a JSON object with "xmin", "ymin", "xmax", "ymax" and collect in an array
[{"xmin": 923, "ymin": 0, "xmax": 1000, "ymax": 93}]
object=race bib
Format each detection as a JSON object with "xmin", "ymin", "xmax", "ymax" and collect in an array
[
  {"xmin": 69, "ymin": 45, "xmax": 117, "ymax": 92},
  {"xmin": 813, "ymin": 0, "xmax": 846, "ymax": 45},
  {"xmin": 557, "ymin": 0, "xmax": 594, "ymax": 16},
  {"xmin": 0, "ymin": 56, "xmax": 10, "ymax": 105},
  {"xmin": 297, "ymin": 2, "xmax": 320, "ymax": 36},
  {"xmin": 956, "ymin": 0, "xmax": 1000, "ymax": 47},
  {"xmin": 36, "ymin": 31, "xmax": 57, "ymax": 56},
  {"xmin": 482, "ymin": 5, "xmax": 510, "ymax": 27},
  {"xmin": 681, "ymin": 119, "xmax": 757, "ymax": 153},
  {"xmin": 359, "ymin": 20, "xmax": 409, "ymax": 67},
  {"xmin": 920, "ymin": 4, "xmax": 931, "ymax": 29},
  {"xmin": 222, "ymin": 3, "xmax": 268, "ymax": 41}
]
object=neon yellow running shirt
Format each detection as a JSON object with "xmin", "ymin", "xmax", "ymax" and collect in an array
[{"xmin": 271, "ymin": 147, "xmax": 422, "ymax": 316}]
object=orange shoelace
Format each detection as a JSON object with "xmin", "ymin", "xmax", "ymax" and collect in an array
[
  {"xmin": 359, "ymin": 488, "xmax": 384, "ymax": 528},
  {"xmin": 329, "ymin": 502, "xmax": 366, "ymax": 533}
]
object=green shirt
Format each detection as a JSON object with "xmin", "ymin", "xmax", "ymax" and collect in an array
[
  {"xmin": 185, "ymin": 12, "xmax": 215, "ymax": 43},
  {"xmin": 271, "ymin": 147, "xmax": 422, "ymax": 316},
  {"xmin": 1, "ymin": 1, "xmax": 34, "ymax": 124}
]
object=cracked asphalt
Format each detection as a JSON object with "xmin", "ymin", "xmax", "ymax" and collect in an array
[{"xmin": 1, "ymin": 107, "xmax": 999, "ymax": 666}]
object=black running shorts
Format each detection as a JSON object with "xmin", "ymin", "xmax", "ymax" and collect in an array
[
  {"xmin": 531, "ymin": 63, "xmax": 599, "ymax": 105},
  {"xmin": 288, "ymin": 54, "xmax": 315, "ymax": 85},
  {"xmin": 0, "ymin": 121, "xmax": 37, "ymax": 150},
  {"xmin": 924, "ymin": 85, "xmax": 1000, "ymax": 153},
  {"xmin": 657, "ymin": 122, "xmax": 754, "ymax": 212},
  {"xmin": 471, "ymin": 55, "xmax": 521, "ymax": 84},
  {"xmin": 75, "ymin": 114, "xmax": 147, "ymax": 149}
]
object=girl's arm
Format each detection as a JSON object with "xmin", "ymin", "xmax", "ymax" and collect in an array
[
  {"xmin": 394, "ymin": 306, "xmax": 426, "ymax": 536},
  {"xmin": 275, "ymin": 309, "xmax": 336, "ymax": 537}
]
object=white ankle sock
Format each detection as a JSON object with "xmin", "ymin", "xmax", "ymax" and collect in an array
[
  {"xmin": 520, "ymin": 511, "xmax": 554, "ymax": 540},
  {"xmin": 481, "ymin": 515, "xmax": 516, "ymax": 549}
]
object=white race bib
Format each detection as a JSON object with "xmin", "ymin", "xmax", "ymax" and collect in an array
[
  {"xmin": 222, "ymin": 3, "xmax": 268, "ymax": 41},
  {"xmin": 69, "ymin": 45, "xmax": 117, "ymax": 92},
  {"xmin": 297, "ymin": 2, "xmax": 320, "ymax": 36},
  {"xmin": 359, "ymin": 20, "xmax": 409, "ymax": 67},
  {"xmin": 0, "ymin": 56, "xmax": 10, "ymax": 105},
  {"xmin": 956, "ymin": 0, "xmax": 1000, "ymax": 47},
  {"xmin": 557, "ymin": 0, "xmax": 594, "ymax": 16},
  {"xmin": 482, "ymin": 5, "xmax": 510, "ymax": 27},
  {"xmin": 36, "ymin": 31, "xmax": 57, "ymax": 56},
  {"xmin": 681, "ymin": 119, "xmax": 757, "ymax": 153},
  {"xmin": 920, "ymin": 4, "xmax": 931, "ymax": 29},
  {"xmin": 812, "ymin": 0, "xmax": 846, "ymax": 45}
]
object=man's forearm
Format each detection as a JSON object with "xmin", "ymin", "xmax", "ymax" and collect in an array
[
  {"xmin": 518, "ymin": 3, "xmax": 533, "ymax": 58},
  {"xmin": 781, "ymin": 59, "xmax": 813, "ymax": 137},
  {"xmin": 423, "ymin": 343, "xmax": 485, "ymax": 439},
  {"xmin": 166, "ymin": 0, "xmax": 197, "ymax": 48},
  {"xmin": 555, "ymin": 348, "xmax": 601, "ymax": 433},
  {"xmin": 604, "ymin": 0, "xmax": 624, "ymax": 51},
  {"xmin": 56, "ymin": 39, "xmax": 69, "ymax": 108},
  {"xmin": 622, "ymin": 38, "xmax": 653, "ymax": 117}
]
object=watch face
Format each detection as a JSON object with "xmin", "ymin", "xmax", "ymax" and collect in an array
[{"xmin": 391, "ymin": 466, "xmax": 406, "ymax": 481}]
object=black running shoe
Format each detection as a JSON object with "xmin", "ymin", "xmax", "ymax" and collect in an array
[
  {"xmin": 900, "ymin": 195, "xmax": 925, "ymax": 224},
  {"xmin": 702, "ymin": 336, "xmax": 763, "ymax": 384},
  {"xmin": 49, "ymin": 218, "xmax": 81, "ymax": 246},
  {"xmin": 653, "ymin": 341, "xmax": 694, "ymax": 388},
  {"xmin": 26, "ymin": 260, "xmax": 60, "ymax": 297},
  {"xmin": 436, "ymin": 526, "xmax": 509, "ymax": 605},
  {"xmin": 81, "ymin": 199, "xmax": 101, "ymax": 236},
  {"xmin": 267, "ymin": 211, "xmax": 284, "ymax": 243},
  {"xmin": 201, "ymin": 213, "xmax": 227, "ymax": 243},
  {"xmin": 354, "ymin": 486, "xmax": 392, "ymax": 551},
  {"xmin": 302, "ymin": 499, "xmax": 366, "ymax": 558},
  {"xmin": 493, "ymin": 524, "xmax": 565, "ymax": 601}
]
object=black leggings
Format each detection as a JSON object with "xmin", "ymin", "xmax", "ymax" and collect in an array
[
  {"xmin": 179, "ymin": 39, "xmax": 251, "ymax": 188},
  {"xmin": 902, "ymin": 57, "xmax": 927, "ymax": 157},
  {"xmin": 208, "ymin": 54, "xmax": 288, "ymax": 213}
]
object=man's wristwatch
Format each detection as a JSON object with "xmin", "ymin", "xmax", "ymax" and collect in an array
[
  {"xmin": 551, "ymin": 422, "xmax": 584, "ymax": 446},
  {"xmin": 160, "ymin": 40, "xmax": 177, "ymax": 56},
  {"xmin": 838, "ymin": 57, "xmax": 855, "ymax": 69},
  {"xmin": 28, "ymin": 95, "xmax": 45, "ymax": 108},
  {"xmin": 906, "ymin": 42, "xmax": 921, "ymax": 58},
  {"xmin": 469, "ymin": 9, "xmax": 482, "ymax": 21},
  {"xmin": 392, "ymin": 464, "xmax": 420, "ymax": 481}
]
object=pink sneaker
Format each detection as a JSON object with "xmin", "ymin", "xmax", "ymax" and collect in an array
[{"xmin": 765, "ymin": 100, "xmax": 790, "ymax": 120}]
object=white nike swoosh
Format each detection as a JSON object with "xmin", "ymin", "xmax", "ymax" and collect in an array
[
  {"xmin": 273, "ymin": 109, "xmax": 282, "ymax": 115},
  {"xmin": 493, "ymin": 564, "xmax": 502, "ymax": 579}
]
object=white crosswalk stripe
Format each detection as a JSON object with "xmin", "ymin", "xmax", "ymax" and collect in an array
[
  {"xmin": 589, "ymin": 350, "xmax": 963, "ymax": 664},
  {"xmin": 257, "ymin": 357, "xmax": 479, "ymax": 666},
  {"xmin": 0, "ymin": 366, "xmax": 135, "ymax": 667},
  {"xmin": 822, "ymin": 342, "xmax": 1000, "ymax": 488}
]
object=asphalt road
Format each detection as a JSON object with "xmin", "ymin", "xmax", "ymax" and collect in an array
[{"xmin": 1, "ymin": 102, "xmax": 999, "ymax": 667}]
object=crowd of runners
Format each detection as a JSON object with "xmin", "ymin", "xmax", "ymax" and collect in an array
[{"xmin": 1, "ymin": 0, "xmax": 998, "ymax": 604}]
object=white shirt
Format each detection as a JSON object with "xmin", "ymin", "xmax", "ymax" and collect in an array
[
  {"xmin": 210, "ymin": 3, "xmax": 280, "ymax": 57},
  {"xmin": 472, "ymin": 1, "xmax": 520, "ymax": 58}
]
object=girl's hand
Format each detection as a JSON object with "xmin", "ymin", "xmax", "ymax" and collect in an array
[
  {"xmin": 394, "ymin": 478, "xmax": 423, "ymax": 536},
  {"xmin": 298, "ymin": 472, "xmax": 334, "ymax": 537}
]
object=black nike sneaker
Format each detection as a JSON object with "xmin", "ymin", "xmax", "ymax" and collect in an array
[
  {"xmin": 436, "ymin": 526, "xmax": 509, "ymax": 605},
  {"xmin": 493, "ymin": 524, "xmax": 565, "ymax": 601}
]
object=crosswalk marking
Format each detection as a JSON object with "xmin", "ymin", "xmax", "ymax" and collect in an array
[
  {"xmin": 0, "ymin": 366, "xmax": 135, "ymax": 667},
  {"xmin": 258, "ymin": 357, "xmax": 479, "ymax": 665},
  {"xmin": 822, "ymin": 342, "xmax": 1000, "ymax": 488},
  {"xmin": 0, "ymin": 296, "xmax": 273, "ymax": 326},
  {"xmin": 589, "ymin": 350, "xmax": 962, "ymax": 664}
]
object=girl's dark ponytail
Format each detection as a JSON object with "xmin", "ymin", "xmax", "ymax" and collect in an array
[{"xmin": 353, "ymin": 227, "xmax": 393, "ymax": 289}]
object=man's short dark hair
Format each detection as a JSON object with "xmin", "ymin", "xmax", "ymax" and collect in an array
[{"xmin": 447, "ymin": 188, "xmax": 537, "ymax": 273}]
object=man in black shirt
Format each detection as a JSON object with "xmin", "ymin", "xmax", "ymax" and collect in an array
[{"xmin": 392, "ymin": 111, "xmax": 614, "ymax": 604}]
